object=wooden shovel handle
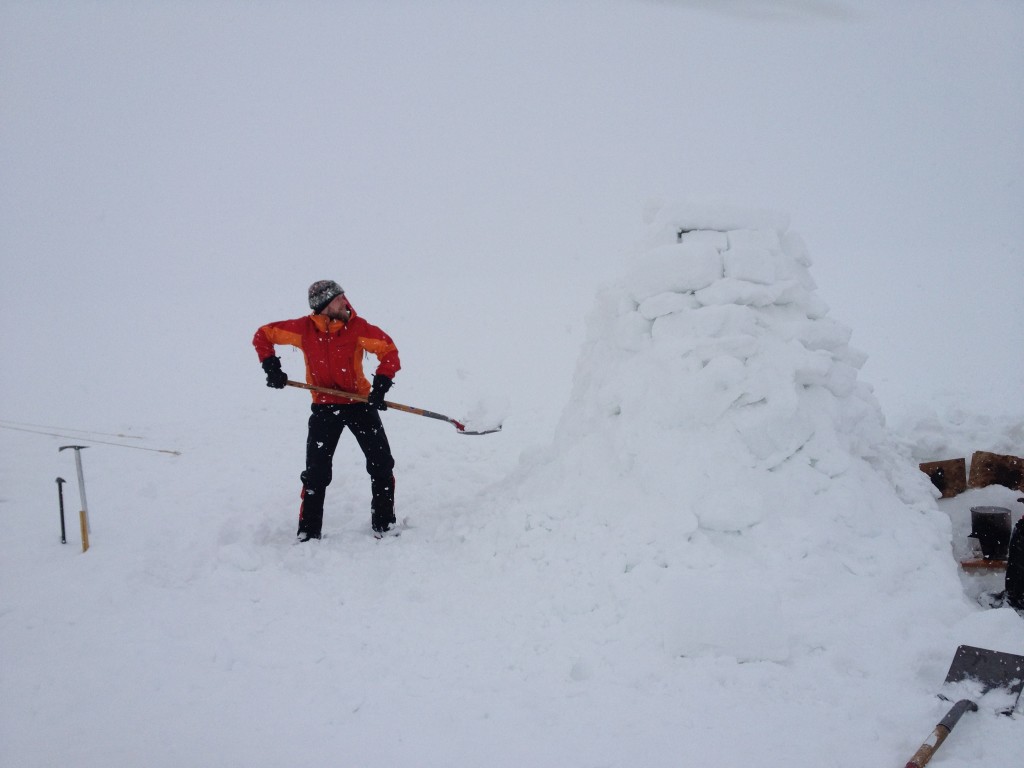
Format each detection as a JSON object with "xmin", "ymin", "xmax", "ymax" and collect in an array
[{"xmin": 285, "ymin": 380, "xmax": 469, "ymax": 431}]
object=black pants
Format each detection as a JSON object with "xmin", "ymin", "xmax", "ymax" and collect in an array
[
  {"xmin": 1007, "ymin": 517, "xmax": 1024, "ymax": 611},
  {"xmin": 298, "ymin": 403, "xmax": 395, "ymax": 537}
]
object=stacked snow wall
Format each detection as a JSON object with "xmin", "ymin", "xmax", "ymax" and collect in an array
[{"xmin": 501, "ymin": 203, "xmax": 969, "ymax": 665}]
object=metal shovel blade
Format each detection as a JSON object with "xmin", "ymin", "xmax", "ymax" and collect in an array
[
  {"xmin": 941, "ymin": 645, "xmax": 1024, "ymax": 714},
  {"xmin": 453, "ymin": 420, "xmax": 502, "ymax": 436},
  {"xmin": 904, "ymin": 646, "xmax": 1024, "ymax": 768}
]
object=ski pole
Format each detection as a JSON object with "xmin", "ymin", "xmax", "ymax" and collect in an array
[
  {"xmin": 59, "ymin": 445, "xmax": 91, "ymax": 551},
  {"xmin": 55, "ymin": 477, "xmax": 67, "ymax": 544}
]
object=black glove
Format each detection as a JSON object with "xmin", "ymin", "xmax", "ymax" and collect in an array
[
  {"xmin": 367, "ymin": 374, "xmax": 392, "ymax": 410},
  {"xmin": 261, "ymin": 355, "xmax": 288, "ymax": 389}
]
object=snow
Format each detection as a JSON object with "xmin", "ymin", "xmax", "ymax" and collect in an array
[{"xmin": 2, "ymin": 2, "xmax": 1023, "ymax": 767}]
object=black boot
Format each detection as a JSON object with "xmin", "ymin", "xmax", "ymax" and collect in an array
[
  {"xmin": 371, "ymin": 474, "xmax": 396, "ymax": 533},
  {"xmin": 298, "ymin": 470, "xmax": 327, "ymax": 541}
]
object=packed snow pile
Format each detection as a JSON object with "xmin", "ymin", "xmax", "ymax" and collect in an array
[{"xmin": 494, "ymin": 204, "xmax": 979, "ymax": 665}]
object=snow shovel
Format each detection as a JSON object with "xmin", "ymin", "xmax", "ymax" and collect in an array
[
  {"xmin": 285, "ymin": 381, "xmax": 502, "ymax": 435},
  {"xmin": 904, "ymin": 645, "xmax": 1024, "ymax": 768}
]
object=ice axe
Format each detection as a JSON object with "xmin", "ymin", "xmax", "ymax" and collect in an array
[
  {"xmin": 59, "ymin": 444, "xmax": 92, "ymax": 551},
  {"xmin": 285, "ymin": 381, "xmax": 502, "ymax": 435},
  {"xmin": 903, "ymin": 645, "xmax": 1024, "ymax": 768}
]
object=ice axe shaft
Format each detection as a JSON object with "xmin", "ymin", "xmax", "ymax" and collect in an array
[
  {"xmin": 285, "ymin": 380, "xmax": 501, "ymax": 435},
  {"xmin": 59, "ymin": 445, "xmax": 91, "ymax": 535},
  {"xmin": 55, "ymin": 477, "xmax": 67, "ymax": 544}
]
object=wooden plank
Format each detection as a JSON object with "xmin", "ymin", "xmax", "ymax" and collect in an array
[
  {"xmin": 919, "ymin": 458, "xmax": 967, "ymax": 498},
  {"xmin": 960, "ymin": 558, "xmax": 1007, "ymax": 572},
  {"xmin": 967, "ymin": 450, "xmax": 1024, "ymax": 491}
]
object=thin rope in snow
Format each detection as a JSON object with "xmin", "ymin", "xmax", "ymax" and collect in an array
[
  {"xmin": 0, "ymin": 423, "xmax": 181, "ymax": 456},
  {"xmin": 0, "ymin": 418, "xmax": 145, "ymax": 439}
]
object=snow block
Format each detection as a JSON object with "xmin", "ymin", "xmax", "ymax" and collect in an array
[
  {"xmin": 796, "ymin": 317, "xmax": 854, "ymax": 354},
  {"xmin": 727, "ymin": 228, "xmax": 782, "ymax": 251},
  {"xmin": 655, "ymin": 201, "xmax": 790, "ymax": 236},
  {"xmin": 678, "ymin": 229, "xmax": 728, "ymax": 249},
  {"xmin": 694, "ymin": 483, "xmax": 771, "ymax": 532},
  {"xmin": 622, "ymin": 244, "xmax": 723, "ymax": 302},
  {"xmin": 695, "ymin": 277, "xmax": 786, "ymax": 307},
  {"xmin": 722, "ymin": 247, "xmax": 779, "ymax": 284},
  {"xmin": 638, "ymin": 291, "xmax": 699, "ymax": 320}
]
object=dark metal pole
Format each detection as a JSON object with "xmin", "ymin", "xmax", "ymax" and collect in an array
[{"xmin": 55, "ymin": 477, "xmax": 67, "ymax": 544}]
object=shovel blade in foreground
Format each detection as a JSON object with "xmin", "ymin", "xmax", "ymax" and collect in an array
[
  {"xmin": 905, "ymin": 645, "xmax": 1024, "ymax": 768},
  {"xmin": 941, "ymin": 644, "xmax": 1024, "ymax": 714}
]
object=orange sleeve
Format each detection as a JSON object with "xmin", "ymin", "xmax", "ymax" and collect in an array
[
  {"xmin": 359, "ymin": 333, "xmax": 401, "ymax": 379},
  {"xmin": 252, "ymin": 318, "xmax": 306, "ymax": 361}
]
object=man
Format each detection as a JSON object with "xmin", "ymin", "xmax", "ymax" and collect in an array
[
  {"xmin": 1007, "ymin": 500, "xmax": 1024, "ymax": 612},
  {"xmin": 253, "ymin": 280, "xmax": 400, "ymax": 541}
]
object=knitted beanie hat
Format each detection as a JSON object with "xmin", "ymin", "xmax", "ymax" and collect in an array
[{"xmin": 308, "ymin": 280, "xmax": 344, "ymax": 313}]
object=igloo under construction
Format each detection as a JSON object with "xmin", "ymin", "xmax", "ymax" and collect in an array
[{"xmin": 500, "ymin": 203, "xmax": 967, "ymax": 665}]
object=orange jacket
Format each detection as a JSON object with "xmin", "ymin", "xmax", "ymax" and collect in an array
[{"xmin": 253, "ymin": 305, "xmax": 400, "ymax": 405}]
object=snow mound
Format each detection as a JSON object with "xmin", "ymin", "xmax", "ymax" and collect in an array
[{"xmin": 499, "ymin": 204, "xmax": 970, "ymax": 667}]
